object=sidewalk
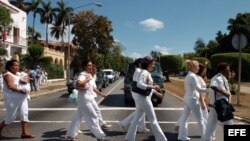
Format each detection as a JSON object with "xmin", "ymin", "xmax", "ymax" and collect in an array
[
  {"xmin": 0, "ymin": 79, "xmax": 67, "ymax": 105},
  {"xmin": 170, "ymin": 76, "xmax": 250, "ymax": 94}
]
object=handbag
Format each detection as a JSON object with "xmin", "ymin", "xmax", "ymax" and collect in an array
[
  {"xmin": 68, "ymin": 89, "xmax": 78, "ymax": 105},
  {"xmin": 213, "ymin": 75, "xmax": 235, "ymax": 122},
  {"xmin": 213, "ymin": 98, "xmax": 235, "ymax": 122},
  {"xmin": 131, "ymin": 81, "xmax": 151, "ymax": 96}
]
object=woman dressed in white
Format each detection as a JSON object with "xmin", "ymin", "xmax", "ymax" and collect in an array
[
  {"xmin": 66, "ymin": 60, "xmax": 108, "ymax": 141},
  {"xmin": 125, "ymin": 56, "xmax": 167, "ymax": 141},
  {"xmin": 0, "ymin": 59, "xmax": 34, "ymax": 139},
  {"xmin": 119, "ymin": 58, "xmax": 149, "ymax": 133},
  {"xmin": 177, "ymin": 60, "xmax": 208, "ymax": 141},
  {"xmin": 90, "ymin": 64, "xmax": 112, "ymax": 129}
]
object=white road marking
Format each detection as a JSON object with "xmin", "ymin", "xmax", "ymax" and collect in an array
[
  {"xmin": 97, "ymin": 79, "xmax": 124, "ymax": 104},
  {"xmin": 1, "ymin": 107, "xmax": 183, "ymax": 111},
  {"xmin": 12, "ymin": 120, "xmax": 246, "ymax": 124}
]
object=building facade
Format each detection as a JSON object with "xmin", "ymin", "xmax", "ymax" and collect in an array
[{"xmin": 0, "ymin": 0, "xmax": 28, "ymax": 60}]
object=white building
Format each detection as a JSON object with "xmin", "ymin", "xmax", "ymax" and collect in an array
[{"xmin": 0, "ymin": 0, "xmax": 27, "ymax": 60}]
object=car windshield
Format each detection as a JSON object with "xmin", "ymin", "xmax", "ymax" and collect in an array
[{"xmin": 103, "ymin": 71, "xmax": 112, "ymax": 75}]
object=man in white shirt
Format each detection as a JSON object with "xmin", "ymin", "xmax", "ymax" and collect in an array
[{"xmin": 204, "ymin": 62, "xmax": 233, "ymax": 141}]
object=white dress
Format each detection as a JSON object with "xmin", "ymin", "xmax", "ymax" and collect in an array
[{"xmin": 3, "ymin": 71, "xmax": 29, "ymax": 124}]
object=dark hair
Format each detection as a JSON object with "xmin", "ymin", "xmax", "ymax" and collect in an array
[
  {"xmin": 197, "ymin": 64, "xmax": 206, "ymax": 76},
  {"xmin": 217, "ymin": 62, "xmax": 229, "ymax": 73},
  {"xmin": 81, "ymin": 59, "xmax": 92, "ymax": 67},
  {"xmin": 133, "ymin": 58, "xmax": 142, "ymax": 67},
  {"xmin": 141, "ymin": 56, "xmax": 154, "ymax": 69},
  {"xmin": 5, "ymin": 59, "xmax": 19, "ymax": 71}
]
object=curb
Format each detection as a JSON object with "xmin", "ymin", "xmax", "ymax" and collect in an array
[{"xmin": 0, "ymin": 88, "xmax": 67, "ymax": 106}]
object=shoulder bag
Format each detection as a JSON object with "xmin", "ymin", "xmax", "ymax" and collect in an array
[{"xmin": 131, "ymin": 71, "xmax": 151, "ymax": 96}]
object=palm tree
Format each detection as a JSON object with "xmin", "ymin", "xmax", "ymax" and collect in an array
[
  {"xmin": 9, "ymin": 0, "xmax": 41, "ymax": 15},
  {"xmin": 22, "ymin": 43, "xmax": 52, "ymax": 69},
  {"xmin": 52, "ymin": 0, "xmax": 73, "ymax": 51},
  {"xmin": 50, "ymin": 22, "xmax": 65, "ymax": 50},
  {"xmin": 38, "ymin": 0, "xmax": 56, "ymax": 47}
]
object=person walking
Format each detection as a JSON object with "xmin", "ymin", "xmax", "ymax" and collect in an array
[
  {"xmin": 125, "ymin": 56, "xmax": 167, "ymax": 141},
  {"xmin": 28, "ymin": 67, "xmax": 37, "ymax": 92},
  {"xmin": 119, "ymin": 58, "xmax": 149, "ymax": 133},
  {"xmin": 66, "ymin": 60, "xmax": 108, "ymax": 141},
  {"xmin": 78, "ymin": 64, "xmax": 111, "ymax": 134},
  {"xmin": 177, "ymin": 60, "xmax": 208, "ymax": 141},
  {"xmin": 204, "ymin": 62, "xmax": 233, "ymax": 141},
  {"xmin": 0, "ymin": 59, "xmax": 34, "ymax": 139}
]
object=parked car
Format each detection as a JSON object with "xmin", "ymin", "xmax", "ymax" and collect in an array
[
  {"xmin": 95, "ymin": 72, "xmax": 103, "ymax": 92},
  {"xmin": 96, "ymin": 72, "xmax": 109, "ymax": 89},
  {"xmin": 123, "ymin": 62, "xmax": 165, "ymax": 106},
  {"xmin": 102, "ymin": 69, "xmax": 115, "ymax": 83}
]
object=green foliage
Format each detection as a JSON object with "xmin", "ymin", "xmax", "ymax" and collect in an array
[
  {"xmin": 0, "ymin": 47, "xmax": 7, "ymax": 72},
  {"xmin": 160, "ymin": 55, "xmax": 183, "ymax": 74},
  {"xmin": 22, "ymin": 43, "xmax": 53, "ymax": 69},
  {"xmin": 0, "ymin": 6, "xmax": 13, "ymax": 33},
  {"xmin": 210, "ymin": 53, "xmax": 250, "ymax": 81},
  {"xmin": 47, "ymin": 64, "xmax": 64, "ymax": 79},
  {"xmin": 192, "ymin": 57, "xmax": 211, "ymax": 69}
]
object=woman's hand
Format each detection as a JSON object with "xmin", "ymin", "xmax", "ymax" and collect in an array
[
  {"xmin": 156, "ymin": 92, "xmax": 164, "ymax": 99},
  {"xmin": 153, "ymin": 85, "xmax": 160, "ymax": 90},
  {"xmin": 101, "ymin": 93, "xmax": 107, "ymax": 98}
]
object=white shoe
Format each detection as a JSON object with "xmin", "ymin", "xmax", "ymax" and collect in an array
[
  {"xmin": 101, "ymin": 124, "xmax": 112, "ymax": 129},
  {"xmin": 118, "ymin": 122, "xmax": 125, "ymax": 132},
  {"xmin": 137, "ymin": 128, "xmax": 150, "ymax": 133},
  {"xmin": 78, "ymin": 130, "xmax": 83, "ymax": 134},
  {"xmin": 178, "ymin": 137, "xmax": 191, "ymax": 141}
]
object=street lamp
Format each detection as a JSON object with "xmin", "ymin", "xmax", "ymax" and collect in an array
[{"xmin": 67, "ymin": 2, "xmax": 102, "ymax": 82}]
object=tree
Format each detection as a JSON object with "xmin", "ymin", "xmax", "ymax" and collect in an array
[
  {"xmin": 0, "ymin": 47, "xmax": 7, "ymax": 72},
  {"xmin": 194, "ymin": 38, "xmax": 207, "ymax": 57},
  {"xmin": 38, "ymin": 0, "xmax": 56, "ymax": 47},
  {"xmin": 9, "ymin": 0, "xmax": 41, "ymax": 14},
  {"xmin": 71, "ymin": 10, "xmax": 114, "ymax": 64},
  {"xmin": 51, "ymin": 0, "xmax": 73, "ymax": 51},
  {"xmin": 22, "ymin": 43, "xmax": 52, "ymax": 69},
  {"xmin": 27, "ymin": 26, "xmax": 41, "ymax": 44},
  {"xmin": 0, "ymin": 6, "xmax": 13, "ymax": 33}
]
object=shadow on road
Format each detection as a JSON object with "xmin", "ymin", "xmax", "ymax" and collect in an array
[
  {"xmin": 41, "ymin": 128, "xmax": 66, "ymax": 141},
  {"xmin": 100, "ymin": 94, "xmax": 135, "ymax": 107}
]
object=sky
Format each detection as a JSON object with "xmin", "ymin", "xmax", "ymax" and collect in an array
[{"xmin": 27, "ymin": 0, "xmax": 250, "ymax": 59}]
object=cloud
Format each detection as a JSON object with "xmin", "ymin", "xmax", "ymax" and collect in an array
[
  {"xmin": 139, "ymin": 18, "xmax": 164, "ymax": 31},
  {"xmin": 153, "ymin": 45, "xmax": 171, "ymax": 55}
]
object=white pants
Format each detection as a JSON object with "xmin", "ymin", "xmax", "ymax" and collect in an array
[
  {"xmin": 120, "ymin": 111, "xmax": 146, "ymax": 131},
  {"xmin": 125, "ymin": 92, "xmax": 167, "ymax": 141},
  {"xmin": 204, "ymin": 107, "xmax": 233, "ymax": 141},
  {"xmin": 178, "ymin": 98, "xmax": 206, "ymax": 140},
  {"xmin": 120, "ymin": 91, "xmax": 146, "ymax": 131},
  {"xmin": 66, "ymin": 94, "xmax": 106, "ymax": 139},
  {"xmin": 4, "ymin": 94, "xmax": 29, "ymax": 124},
  {"xmin": 92, "ymin": 99, "xmax": 106, "ymax": 126}
]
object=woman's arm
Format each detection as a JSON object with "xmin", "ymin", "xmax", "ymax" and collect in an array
[
  {"xmin": 93, "ymin": 87, "xmax": 107, "ymax": 98},
  {"xmin": 4, "ymin": 74, "xmax": 25, "ymax": 94},
  {"xmin": 137, "ymin": 71, "xmax": 159, "ymax": 90},
  {"xmin": 76, "ymin": 74, "xmax": 92, "ymax": 88},
  {"xmin": 190, "ymin": 74, "xmax": 208, "ymax": 93}
]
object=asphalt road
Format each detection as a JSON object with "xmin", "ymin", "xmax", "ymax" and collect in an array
[{"xmin": 0, "ymin": 78, "xmax": 246, "ymax": 141}]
